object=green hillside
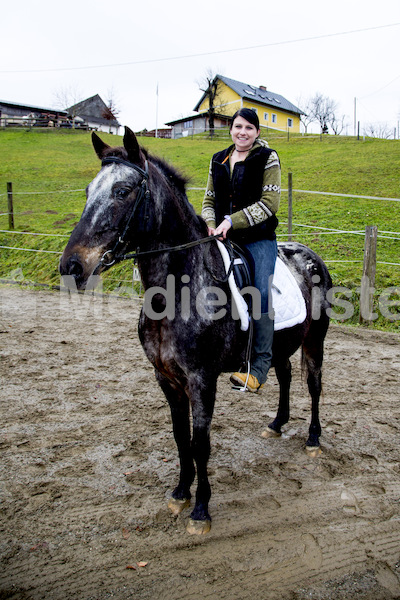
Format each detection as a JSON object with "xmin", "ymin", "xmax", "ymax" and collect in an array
[{"xmin": 1, "ymin": 128, "xmax": 399, "ymax": 330}]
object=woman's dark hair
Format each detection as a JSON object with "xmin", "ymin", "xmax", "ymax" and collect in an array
[{"xmin": 230, "ymin": 108, "xmax": 260, "ymax": 131}]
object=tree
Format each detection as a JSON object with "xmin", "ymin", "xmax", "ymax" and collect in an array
[
  {"xmin": 297, "ymin": 96, "xmax": 316, "ymax": 134},
  {"xmin": 53, "ymin": 85, "xmax": 83, "ymax": 114},
  {"xmin": 102, "ymin": 87, "xmax": 120, "ymax": 122},
  {"xmin": 329, "ymin": 112, "xmax": 347, "ymax": 135},
  {"xmin": 53, "ymin": 85, "xmax": 84, "ymax": 128},
  {"xmin": 197, "ymin": 70, "xmax": 225, "ymax": 138},
  {"xmin": 308, "ymin": 93, "xmax": 338, "ymax": 134},
  {"xmin": 363, "ymin": 122, "xmax": 393, "ymax": 139}
]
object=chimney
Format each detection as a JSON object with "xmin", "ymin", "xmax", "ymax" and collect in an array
[{"xmin": 259, "ymin": 85, "xmax": 267, "ymax": 91}]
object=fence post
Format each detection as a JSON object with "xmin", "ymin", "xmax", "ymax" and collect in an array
[
  {"xmin": 287, "ymin": 172, "xmax": 293, "ymax": 241},
  {"xmin": 359, "ymin": 225, "xmax": 378, "ymax": 324},
  {"xmin": 7, "ymin": 182, "xmax": 14, "ymax": 230}
]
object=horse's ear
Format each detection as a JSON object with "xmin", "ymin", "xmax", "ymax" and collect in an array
[
  {"xmin": 92, "ymin": 132, "xmax": 110, "ymax": 159},
  {"xmin": 123, "ymin": 126, "xmax": 141, "ymax": 164}
]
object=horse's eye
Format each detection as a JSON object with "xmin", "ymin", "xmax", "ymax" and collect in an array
[{"xmin": 114, "ymin": 187, "xmax": 131, "ymax": 200}]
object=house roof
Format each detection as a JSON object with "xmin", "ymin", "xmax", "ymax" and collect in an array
[
  {"xmin": 68, "ymin": 94, "xmax": 120, "ymax": 126},
  {"xmin": 0, "ymin": 99, "xmax": 68, "ymax": 115},
  {"xmin": 193, "ymin": 75, "xmax": 303, "ymax": 116},
  {"xmin": 165, "ymin": 111, "xmax": 230, "ymax": 126}
]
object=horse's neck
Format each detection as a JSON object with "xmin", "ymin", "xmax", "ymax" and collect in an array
[{"xmin": 137, "ymin": 184, "xmax": 209, "ymax": 287}]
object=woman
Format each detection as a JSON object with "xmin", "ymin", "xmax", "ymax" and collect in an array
[{"xmin": 202, "ymin": 108, "xmax": 281, "ymax": 392}]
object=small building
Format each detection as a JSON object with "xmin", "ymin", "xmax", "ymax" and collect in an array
[
  {"xmin": 68, "ymin": 94, "xmax": 120, "ymax": 135},
  {"xmin": 0, "ymin": 100, "xmax": 70, "ymax": 128},
  {"xmin": 165, "ymin": 112, "xmax": 231, "ymax": 139},
  {"xmin": 140, "ymin": 127, "xmax": 172, "ymax": 139},
  {"xmin": 166, "ymin": 75, "xmax": 304, "ymax": 138}
]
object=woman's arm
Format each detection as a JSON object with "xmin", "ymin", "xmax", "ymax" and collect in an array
[
  {"xmin": 230, "ymin": 151, "xmax": 281, "ymax": 230},
  {"xmin": 201, "ymin": 160, "xmax": 217, "ymax": 230}
]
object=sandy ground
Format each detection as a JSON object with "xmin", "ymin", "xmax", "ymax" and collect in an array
[{"xmin": 1, "ymin": 286, "xmax": 400, "ymax": 600}]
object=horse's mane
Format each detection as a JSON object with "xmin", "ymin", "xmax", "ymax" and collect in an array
[
  {"xmin": 101, "ymin": 142, "xmax": 207, "ymax": 234},
  {"xmin": 101, "ymin": 144, "xmax": 189, "ymax": 194}
]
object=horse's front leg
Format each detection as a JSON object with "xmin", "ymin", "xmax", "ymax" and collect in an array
[
  {"xmin": 156, "ymin": 373, "xmax": 195, "ymax": 514},
  {"xmin": 186, "ymin": 378, "xmax": 216, "ymax": 535}
]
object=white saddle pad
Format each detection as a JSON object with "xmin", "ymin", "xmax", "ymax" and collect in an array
[
  {"xmin": 272, "ymin": 256, "xmax": 307, "ymax": 331},
  {"xmin": 217, "ymin": 242, "xmax": 306, "ymax": 332}
]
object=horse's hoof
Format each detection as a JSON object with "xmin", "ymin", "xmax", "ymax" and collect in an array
[
  {"xmin": 168, "ymin": 497, "xmax": 190, "ymax": 515},
  {"xmin": 186, "ymin": 518, "xmax": 211, "ymax": 535},
  {"xmin": 261, "ymin": 426, "xmax": 281, "ymax": 439},
  {"xmin": 305, "ymin": 445, "xmax": 322, "ymax": 458}
]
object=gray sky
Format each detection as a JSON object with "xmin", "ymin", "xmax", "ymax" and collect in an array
[{"xmin": 2, "ymin": 0, "xmax": 400, "ymax": 135}]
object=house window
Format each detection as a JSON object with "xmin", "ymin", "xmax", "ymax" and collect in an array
[
  {"xmin": 287, "ymin": 118, "xmax": 293, "ymax": 128},
  {"xmin": 271, "ymin": 114, "xmax": 277, "ymax": 124},
  {"xmin": 184, "ymin": 120, "xmax": 193, "ymax": 128},
  {"xmin": 250, "ymin": 107, "xmax": 258, "ymax": 114},
  {"xmin": 264, "ymin": 112, "xmax": 269, "ymax": 121}
]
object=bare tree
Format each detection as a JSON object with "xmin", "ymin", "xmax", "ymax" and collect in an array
[
  {"xmin": 103, "ymin": 87, "xmax": 120, "ymax": 122},
  {"xmin": 363, "ymin": 122, "xmax": 393, "ymax": 139},
  {"xmin": 308, "ymin": 93, "xmax": 338, "ymax": 134},
  {"xmin": 53, "ymin": 85, "xmax": 84, "ymax": 128},
  {"xmin": 197, "ymin": 70, "xmax": 225, "ymax": 137},
  {"xmin": 296, "ymin": 96, "xmax": 315, "ymax": 134},
  {"xmin": 329, "ymin": 112, "xmax": 347, "ymax": 135},
  {"xmin": 53, "ymin": 85, "xmax": 83, "ymax": 113}
]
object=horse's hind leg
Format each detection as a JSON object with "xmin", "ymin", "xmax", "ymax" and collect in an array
[
  {"xmin": 302, "ymin": 342, "xmax": 324, "ymax": 451},
  {"xmin": 263, "ymin": 357, "xmax": 291, "ymax": 437},
  {"xmin": 156, "ymin": 374, "xmax": 195, "ymax": 514}
]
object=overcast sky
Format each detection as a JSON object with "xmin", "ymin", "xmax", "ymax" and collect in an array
[{"xmin": 1, "ymin": 0, "xmax": 400, "ymax": 135}]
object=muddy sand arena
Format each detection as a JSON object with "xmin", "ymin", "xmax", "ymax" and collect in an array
[{"xmin": 1, "ymin": 286, "xmax": 400, "ymax": 599}]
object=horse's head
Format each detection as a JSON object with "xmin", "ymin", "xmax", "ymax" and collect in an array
[{"xmin": 59, "ymin": 127, "xmax": 150, "ymax": 289}]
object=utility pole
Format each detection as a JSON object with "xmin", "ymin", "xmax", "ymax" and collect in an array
[
  {"xmin": 354, "ymin": 97, "xmax": 357, "ymax": 136},
  {"xmin": 155, "ymin": 83, "xmax": 159, "ymax": 138}
]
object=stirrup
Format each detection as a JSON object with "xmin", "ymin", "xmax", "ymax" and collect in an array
[{"xmin": 230, "ymin": 363, "xmax": 263, "ymax": 393}]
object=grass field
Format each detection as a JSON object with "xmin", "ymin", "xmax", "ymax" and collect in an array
[{"xmin": 1, "ymin": 127, "xmax": 399, "ymax": 330}]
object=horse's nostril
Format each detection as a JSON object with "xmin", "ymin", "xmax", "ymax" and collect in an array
[
  {"xmin": 60, "ymin": 254, "xmax": 83, "ymax": 278},
  {"xmin": 68, "ymin": 257, "xmax": 83, "ymax": 277}
]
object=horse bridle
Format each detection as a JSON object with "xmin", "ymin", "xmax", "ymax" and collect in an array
[
  {"xmin": 99, "ymin": 155, "xmax": 151, "ymax": 267},
  {"xmin": 97, "ymin": 155, "xmax": 219, "ymax": 268}
]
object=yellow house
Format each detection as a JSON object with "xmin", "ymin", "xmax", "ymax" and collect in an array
[{"xmin": 194, "ymin": 75, "xmax": 303, "ymax": 134}]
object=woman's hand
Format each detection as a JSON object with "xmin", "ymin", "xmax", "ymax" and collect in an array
[{"xmin": 213, "ymin": 218, "xmax": 232, "ymax": 239}]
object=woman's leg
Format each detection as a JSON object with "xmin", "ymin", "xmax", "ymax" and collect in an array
[{"xmin": 231, "ymin": 238, "xmax": 277, "ymax": 390}]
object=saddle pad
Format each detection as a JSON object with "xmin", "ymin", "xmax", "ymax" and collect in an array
[
  {"xmin": 272, "ymin": 257, "xmax": 307, "ymax": 331},
  {"xmin": 217, "ymin": 242, "xmax": 306, "ymax": 332}
]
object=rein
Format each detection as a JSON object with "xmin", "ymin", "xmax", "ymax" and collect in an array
[
  {"xmin": 97, "ymin": 154, "xmax": 222, "ymax": 269},
  {"xmin": 96, "ymin": 155, "xmax": 233, "ymax": 285}
]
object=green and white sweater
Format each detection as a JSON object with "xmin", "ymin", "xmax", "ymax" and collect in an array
[{"xmin": 201, "ymin": 139, "xmax": 281, "ymax": 231}]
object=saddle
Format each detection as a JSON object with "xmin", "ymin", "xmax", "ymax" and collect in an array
[{"xmin": 217, "ymin": 240, "xmax": 307, "ymax": 332}]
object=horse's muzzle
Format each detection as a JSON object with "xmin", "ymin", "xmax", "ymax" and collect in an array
[{"xmin": 59, "ymin": 253, "xmax": 86, "ymax": 289}]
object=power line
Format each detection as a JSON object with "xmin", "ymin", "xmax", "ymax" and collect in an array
[
  {"xmin": 360, "ymin": 72, "xmax": 400, "ymax": 99},
  {"xmin": 1, "ymin": 22, "xmax": 399, "ymax": 75}
]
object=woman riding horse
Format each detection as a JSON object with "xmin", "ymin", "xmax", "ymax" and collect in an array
[{"xmin": 202, "ymin": 108, "xmax": 280, "ymax": 392}]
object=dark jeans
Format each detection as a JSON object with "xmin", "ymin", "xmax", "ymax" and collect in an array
[{"xmin": 243, "ymin": 238, "xmax": 278, "ymax": 315}]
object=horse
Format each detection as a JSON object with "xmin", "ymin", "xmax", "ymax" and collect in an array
[{"xmin": 60, "ymin": 127, "xmax": 332, "ymax": 535}]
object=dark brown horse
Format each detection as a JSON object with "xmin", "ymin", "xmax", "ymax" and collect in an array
[{"xmin": 60, "ymin": 127, "xmax": 332, "ymax": 534}]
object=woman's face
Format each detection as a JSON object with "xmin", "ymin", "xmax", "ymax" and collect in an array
[{"xmin": 230, "ymin": 115, "xmax": 260, "ymax": 151}]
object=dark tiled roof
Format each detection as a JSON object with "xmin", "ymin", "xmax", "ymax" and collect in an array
[{"xmin": 194, "ymin": 75, "xmax": 303, "ymax": 115}]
